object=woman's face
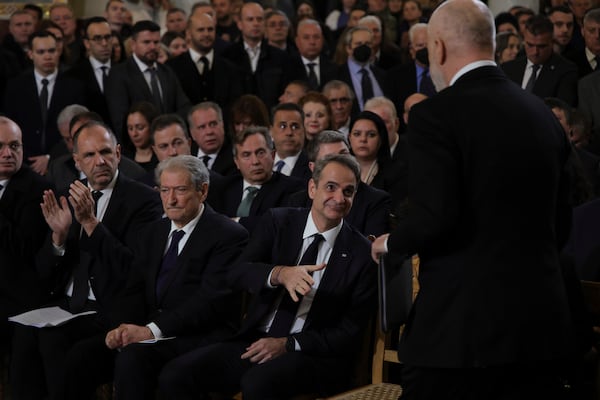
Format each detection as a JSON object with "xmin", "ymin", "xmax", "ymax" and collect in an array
[
  {"xmin": 500, "ymin": 35, "xmax": 521, "ymax": 63},
  {"xmin": 234, "ymin": 117, "xmax": 252, "ymax": 137},
  {"xmin": 168, "ymin": 37, "xmax": 187, "ymax": 58},
  {"xmin": 303, "ymin": 101, "xmax": 329, "ymax": 140},
  {"xmin": 388, "ymin": 0, "xmax": 403, "ymax": 13},
  {"xmin": 127, "ymin": 112, "xmax": 151, "ymax": 149},
  {"xmin": 402, "ymin": 1, "xmax": 422, "ymax": 22},
  {"xmin": 111, "ymin": 36, "xmax": 122, "ymax": 61},
  {"xmin": 297, "ymin": 3, "xmax": 314, "ymax": 18},
  {"xmin": 349, "ymin": 119, "xmax": 380, "ymax": 161}
]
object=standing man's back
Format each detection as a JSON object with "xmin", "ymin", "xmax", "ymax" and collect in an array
[{"xmin": 372, "ymin": 0, "xmax": 575, "ymax": 398}]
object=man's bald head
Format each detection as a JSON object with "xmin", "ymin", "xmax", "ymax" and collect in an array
[
  {"xmin": 403, "ymin": 93, "xmax": 428, "ymax": 125},
  {"xmin": 0, "ymin": 117, "xmax": 24, "ymax": 179},
  {"xmin": 427, "ymin": 0, "xmax": 495, "ymax": 90}
]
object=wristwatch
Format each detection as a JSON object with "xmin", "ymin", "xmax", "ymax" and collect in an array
[{"xmin": 285, "ymin": 336, "xmax": 295, "ymax": 352}]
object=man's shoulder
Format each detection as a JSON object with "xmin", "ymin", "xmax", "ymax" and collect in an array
[{"xmin": 6, "ymin": 165, "xmax": 52, "ymax": 196}]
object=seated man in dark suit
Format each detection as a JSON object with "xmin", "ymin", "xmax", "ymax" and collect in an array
[
  {"xmin": 158, "ymin": 154, "xmax": 377, "ymax": 399},
  {"xmin": 271, "ymin": 103, "xmax": 312, "ymax": 183},
  {"xmin": 288, "ymin": 130, "xmax": 391, "ymax": 237},
  {"xmin": 9, "ymin": 120, "xmax": 162, "ymax": 400},
  {"xmin": 208, "ymin": 127, "xmax": 304, "ymax": 234},
  {"xmin": 61, "ymin": 155, "xmax": 248, "ymax": 399},
  {"xmin": 187, "ymin": 102, "xmax": 237, "ymax": 176},
  {"xmin": 323, "ymin": 80, "xmax": 355, "ymax": 137},
  {"xmin": 46, "ymin": 110, "xmax": 148, "ymax": 193},
  {"xmin": 0, "ymin": 117, "xmax": 53, "ymax": 346},
  {"xmin": 106, "ymin": 20, "xmax": 190, "ymax": 139},
  {"xmin": 167, "ymin": 12, "xmax": 242, "ymax": 112},
  {"xmin": 502, "ymin": 15, "xmax": 578, "ymax": 106}
]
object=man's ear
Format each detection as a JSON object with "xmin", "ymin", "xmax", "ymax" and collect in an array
[{"xmin": 308, "ymin": 178, "xmax": 316, "ymax": 200}]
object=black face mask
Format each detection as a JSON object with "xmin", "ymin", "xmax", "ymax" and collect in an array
[
  {"xmin": 353, "ymin": 44, "xmax": 372, "ymax": 64},
  {"xmin": 415, "ymin": 48, "xmax": 429, "ymax": 66}
]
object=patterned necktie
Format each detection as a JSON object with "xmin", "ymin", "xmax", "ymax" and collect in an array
[
  {"xmin": 307, "ymin": 62, "xmax": 318, "ymax": 90},
  {"xmin": 155, "ymin": 230, "xmax": 186, "ymax": 297},
  {"xmin": 360, "ymin": 68, "xmax": 374, "ymax": 105},
  {"xmin": 148, "ymin": 66, "xmax": 164, "ymax": 112},
  {"xmin": 236, "ymin": 186, "xmax": 259, "ymax": 217},
  {"xmin": 268, "ymin": 234, "xmax": 325, "ymax": 337},
  {"xmin": 525, "ymin": 64, "xmax": 540, "ymax": 92}
]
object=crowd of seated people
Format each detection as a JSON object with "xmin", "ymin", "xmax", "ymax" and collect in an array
[{"xmin": 1, "ymin": 0, "xmax": 600, "ymax": 398}]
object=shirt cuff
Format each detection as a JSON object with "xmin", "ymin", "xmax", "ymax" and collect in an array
[
  {"xmin": 266, "ymin": 267, "xmax": 277, "ymax": 289},
  {"xmin": 52, "ymin": 242, "xmax": 65, "ymax": 256},
  {"xmin": 384, "ymin": 235, "xmax": 389, "ymax": 253},
  {"xmin": 146, "ymin": 322, "xmax": 162, "ymax": 339}
]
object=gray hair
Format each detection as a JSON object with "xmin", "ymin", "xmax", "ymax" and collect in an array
[
  {"xmin": 57, "ymin": 104, "xmax": 89, "ymax": 127},
  {"xmin": 584, "ymin": 8, "xmax": 600, "ymax": 25},
  {"xmin": 408, "ymin": 22, "xmax": 428, "ymax": 44},
  {"xmin": 345, "ymin": 26, "xmax": 373, "ymax": 47},
  {"xmin": 312, "ymin": 153, "xmax": 360, "ymax": 185},
  {"xmin": 296, "ymin": 18, "xmax": 322, "ymax": 33},
  {"xmin": 322, "ymin": 79, "xmax": 355, "ymax": 101},
  {"xmin": 232, "ymin": 126, "xmax": 273, "ymax": 157},
  {"xmin": 365, "ymin": 96, "xmax": 398, "ymax": 122},
  {"xmin": 306, "ymin": 130, "xmax": 350, "ymax": 162},
  {"xmin": 155, "ymin": 154, "xmax": 210, "ymax": 189},
  {"xmin": 187, "ymin": 101, "xmax": 224, "ymax": 126},
  {"xmin": 358, "ymin": 15, "xmax": 382, "ymax": 31}
]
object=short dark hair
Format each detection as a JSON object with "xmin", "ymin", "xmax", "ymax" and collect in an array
[
  {"xmin": 271, "ymin": 102, "xmax": 304, "ymax": 124},
  {"xmin": 84, "ymin": 16, "xmax": 110, "ymax": 37},
  {"xmin": 23, "ymin": 4, "xmax": 43, "ymax": 20},
  {"xmin": 161, "ymin": 30, "xmax": 186, "ymax": 47},
  {"xmin": 105, "ymin": 0, "xmax": 124, "ymax": 12},
  {"xmin": 233, "ymin": 126, "xmax": 273, "ymax": 157},
  {"xmin": 494, "ymin": 12, "xmax": 519, "ymax": 33},
  {"xmin": 132, "ymin": 20, "xmax": 160, "ymax": 39},
  {"xmin": 167, "ymin": 7, "xmax": 186, "ymax": 17},
  {"xmin": 28, "ymin": 30, "xmax": 57, "ymax": 49},
  {"xmin": 306, "ymin": 130, "xmax": 349, "ymax": 162},
  {"xmin": 544, "ymin": 97, "xmax": 573, "ymax": 125},
  {"xmin": 150, "ymin": 114, "xmax": 189, "ymax": 142},
  {"xmin": 547, "ymin": 5, "xmax": 573, "ymax": 16},
  {"xmin": 525, "ymin": 15, "xmax": 554, "ymax": 36},
  {"xmin": 312, "ymin": 153, "xmax": 360, "ymax": 186}
]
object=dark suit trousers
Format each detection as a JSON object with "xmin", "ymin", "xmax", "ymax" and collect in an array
[
  {"xmin": 400, "ymin": 362, "xmax": 566, "ymax": 400},
  {"xmin": 158, "ymin": 339, "xmax": 350, "ymax": 400},
  {"xmin": 114, "ymin": 336, "xmax": 214, "ymax": 400}
]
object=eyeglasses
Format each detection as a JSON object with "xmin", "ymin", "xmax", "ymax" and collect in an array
[
  {"xmin": 0, "ymin": 142, "xmax": 23, "ymax": 152},
  {"xmin": 88, "ymin": 34, "xmax": 112, "ymax": 43},
  {"xmin": 267, "ymin": 21, "xmax": 289, "ymax": 28}
]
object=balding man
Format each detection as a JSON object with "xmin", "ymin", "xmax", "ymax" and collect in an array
[{"xmin": 371, "ymin": 1, "xmax": 575, "ymax": 398}]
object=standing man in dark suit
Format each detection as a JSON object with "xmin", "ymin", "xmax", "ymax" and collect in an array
[
  {"xmin": 1, "ymin": 10, "xmax": 35, "ymax": 69},
  {"xmin": 372, "ymin": 0, "xmax": 576, "ymax": 398},
  {"xmin": 291, "ymin": 19, "xmax": 338, "ymax": 91},
  {"xmin": 4, "ymin": 30, "xmax": 85, "ymax": 176},
  {"xmin": 106, "ymin": 20, "xmax": 191, "ymax": 140},
  {"xmin": 158, "ymin": 154, "xmax": 377, "ymax": 399},
  {"xmin": 222, "ymin": 2, "xmax": 294, "ymax": 110},
  {"xmin": 0, "ymin": 117, "xmax": 52, "ymax": 346},
  {"xmin": 9, "ymin": 120, "xmax": 162, "ymax": 400},
  {"xmin": 337, "ymin": 26, "xmax": 388, "ymax": 114},
  {"xmin": 502, "ymin": 15, "xmax": 578, "ymax": 106},
  {"xmin": 167, "ymin": 12, "xmax": 242, "ymax": 113},
  {"xmin": 187, "ymin": 102, "xmax": 237, "ymax": 176},
  {"xmin": 208, "ymin": 127, "xmax": 304, "ymax": 234},
  {"xmin": 66, "ymin": 17, "xmax": 113, "ymax": 128},
  {"xmin": 564, "ymin": 8, "xmax": 600, "ymax": 78},
  {"xmin": 61, "ymin": 155, "xmax": 248, "ymax": 399},
  {"xmin": 271, "ymin": 103, "xmax": 312, "ymax": 183}
]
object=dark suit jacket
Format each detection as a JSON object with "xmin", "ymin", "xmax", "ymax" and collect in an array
[
  {"xmin": 563, "ymin": 47, "xmax": 594, "ymax": 79},
  {"xmin": 166, "ymin": 51, "xmax": 243, "ymax": 114},
  {"xmin": 286, "ymin": 181, "xmax": 391, "ymax": 237},
  {"xmin": 3, "ymin": 69, "xmax": 85, "ymax": 159},
  {"xmin": 289, "ymin": 54, "xmax": 339, "ymax": 90},
  {"xmin": 46, "ymin": 154, "xmax": 149, "ymax": 193},
  {"xmin": 337, "ymin": 62, "xmax": 389, "ymax": 116},
  {"xmin": 222, "ymin": 40, "xmax": 293, "ymax": 110},
  {"xmin": 388, "ymin": 66, "xmax": 574, "ymax": 368},
  {"xmin": 208, "ymin": 171, "xmax": 304, "ymax": 234},
  {"xmin": 36, "ymin": 173, "xmax": 162, "ymax": 322},
  {"xmin": 0, "ymin": 166, "xmax": 53, "ymax": 322},
  {"xmin": 386, "ymin": 62, "xmax": 418, "ymax": 132},
  {"xmin": 116, "ymin": 205, "xmax": 248, "ymax": 338},
  {"xmin": 230, "ymin": 207, "xmax": 376, "ymax": 357},
  {"xmin": 289, "ymin": 151, "xmax": 312, "ymax": 184},
  {"xmin": 106, "ymin": 57, "xmax": 191, "ymax": 140},
  {"xmin": 563, "ymin": 198, "xmax": 600, "ymax": 280},
  {"xmin": 191, "ymin": 138, "xmax": 237, "ymax": 177},
  {"xmin": 501, "ymin": 53, "xmax": 578, "ymax": 106},
  {"xmin": 372, "ymin": 135, "xmax": 409, "ymax": 219},
  {"xmin": 65, "ymin": 57, "xmax": 112, "ymax": 127}
]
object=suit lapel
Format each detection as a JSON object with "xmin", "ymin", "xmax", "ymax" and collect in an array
[
  {"xmin": 128, "ymin": 59, "xmax": 153, "ymax": 98},
  {"xmin": 151, "ymin": 219, "xmax": 172, "ymax": 305}
]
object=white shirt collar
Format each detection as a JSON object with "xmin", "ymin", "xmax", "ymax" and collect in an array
[
  {"xmin": 34, "ymin": 69, "xmax": 58, "ymax": 84},
  {"xmin": 301, "ymin": 55, "xmax": 319, "ymax": 65},
  {"xmin": 449, "ymin": 60, "xmax": 497, "ymax": 86},
  {"xmin": 189, "ymin": 47, "xmax": 214, "ymax": 66},
  {"xmin": 133, "ymin": 53, "xmax": 157, "ymax": 72},
  {"xmin": 169, "ymin": 203, "xmax": 204, "ymax": 233},
  {"xmin": 242, "ymin": 179, "xmax": 262, "ymax": 191},
  {"xmin": 304, "ymin": 210, "xmax": 343, "ymax": 249},
  {"xmin": 89, "ymin": 55, "xmax": 111, "ymax": 70}
]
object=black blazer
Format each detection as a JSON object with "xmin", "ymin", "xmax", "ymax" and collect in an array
[
  {"xmin": 289, "ymin": 151, "xmax": 312, "ymax": 184},
  {"xmin": 231, "ymin": 207, "xmax": 376, "ymax": 357},
  {"xmin": 36, "ymin": 173, "xmax": 162, "ymax": 323},
  {"xmin": 222, "ymin": 40, "xmax": 293, "ymax": 110},
  {"xmin": 106, "ymin": 57, "xmax": 191, "ymax": 140},
  {"xmin": 191, "ymin": 138, "xmax": 237, "ymax": 177},
  {"xmin": 501, "ymin": 53, "xmax": 578, "ymax": 106},
  {"xmin": 388, "ymin": 65, "xmax": 574, "ymax": 367},
  {"xmin": 286, "ymin": 181, "xmax": 391, "ymax": 237},
  {"xmin": 0, "ymin": 166, "xmax": 53, "ymax": 320},
  {"xmin": 65, "ymin": 57, "xmax": 112, "ymax": 128},
  {"xmin": 208, "ymin": 171, "xmax": 304, "ymax": 234},
  {"xmin": 117, "ymin": 205, "xmax": 248, "ymax": 338},
  {"xmin": 289, "ymin": 54, "xmax": 339, "ymax": 90},
  {"xmin": 563, "ymin": 47, "xmax": 594, "ymax": 79},
  {"xmin": 166, "ymin": 51, "xmax": 243, "ymax": 114},
  {"xmin": 4, "ymin": 70, "xmax": 85, "ymax": 159},
  {"xmin": 386, "ymin": 62, "xmax": 418, "ymax": 132}
]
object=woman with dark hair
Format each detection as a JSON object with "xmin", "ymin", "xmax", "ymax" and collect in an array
[
  {"xmin": 398, "ymin": 0, "xmax": 427, "ymax": 49},
  {"xmin": 494, "ymin": 11, "xmax": 519, "ymax": 33},
  {"xmin": 230, "ymin": 95, "xmax": 270, "ymax": 139},
  {"xmin": 161, "ymin": 31, "xmax": 187, "ymax": 58},
  {"xmin": 111, "ymin": 30, "xmax": 126, "ymax": 64},
  {"xmin": 125, "ymin": 101, "xmax": 160, "ymax": 172},
  {"xmin": 495, "ymin": 31, "xmax": 521, "ymax": 64},
  {"xmin": 299, "ymin": 92, "xmax": 333, "ymax": 142},
  {"xmin": 349, "ymin": 110, "xmax": 391, "ymax": 185}
]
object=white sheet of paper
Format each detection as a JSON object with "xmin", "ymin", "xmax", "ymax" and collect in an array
[
  {"xmin": 8, "ymin": 306, "xmax": 97, "ymax": 328},
  {"xmin": 137, "ymin": 336, "xmax": 176, "ymax": 344}
]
